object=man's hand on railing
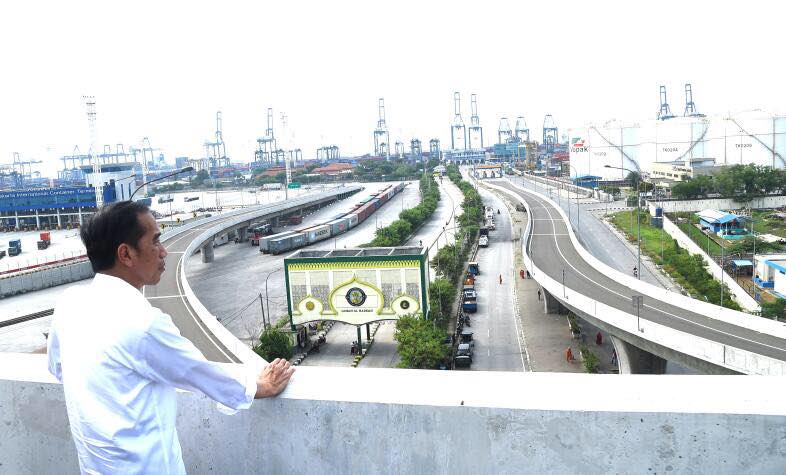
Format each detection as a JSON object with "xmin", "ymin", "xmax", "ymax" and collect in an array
[{"xmin": 255, "ymin": 358, "xmax": 295, "ymax": 398}]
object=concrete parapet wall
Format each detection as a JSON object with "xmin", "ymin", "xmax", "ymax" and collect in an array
[
  {"xmin": 518, "ymin": 172, "xmax": 594, "ymax": 198},
  {"xmin": 657, "ymin": 195, "xmax": 786, "ymax": 213},
  {"xmin": 0, "ymin": 260, "xmax": 94, "ymax": 298},
  {"xmin": 485, "ymin": 181, "xmax": 786, "ymax": 375},
  {"xmin": 2, "ymin": 355, "xmax": 785, "ymax": 474}
]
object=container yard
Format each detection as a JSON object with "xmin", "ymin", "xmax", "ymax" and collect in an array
[{"xmin": 261, "ymin": 182, "xmax": 407, "ymax": 254}]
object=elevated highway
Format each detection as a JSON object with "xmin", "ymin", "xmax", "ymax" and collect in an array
[
  {"xmin": 487, "ymin": 179, "xmax": 786, "ymax": 375},
  {"xmin": 147, "ymin": 185, "xmax": 361, "ymax": 363}
]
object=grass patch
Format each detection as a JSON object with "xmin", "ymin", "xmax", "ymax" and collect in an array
[{"xmin": 608, "ymin": 210, "xmax": 742, "ymax": 311}]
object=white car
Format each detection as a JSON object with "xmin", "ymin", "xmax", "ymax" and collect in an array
[{"xmin": 479, "ymin": 235, "xmax": 489, "ymax": 247}]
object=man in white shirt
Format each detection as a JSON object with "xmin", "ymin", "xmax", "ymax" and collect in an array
[{"xmin": 47, "ymin": 200, "xmax": 294, "ymax": 474}]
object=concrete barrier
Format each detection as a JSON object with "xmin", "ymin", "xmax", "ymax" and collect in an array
[
  {"xmin": 0, "ymin": 260, "xmax": 94, "ymax": 298},
  {"xmin": 2, "ymin": 354, "xmax": 786, "ymax": 474}
]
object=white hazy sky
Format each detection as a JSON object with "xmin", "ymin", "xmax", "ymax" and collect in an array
[{"xmin": 1, "ymin": 0, "xmax": 785, "ymax": 176}]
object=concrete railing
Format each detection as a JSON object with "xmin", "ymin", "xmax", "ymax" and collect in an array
[
  {"xmin": 3, "ymin": 353, "xmax": 786, "ymax": 474},
  {"xmin": 485, "ymin": 181, "xmax": 786, "ymax": 375}
]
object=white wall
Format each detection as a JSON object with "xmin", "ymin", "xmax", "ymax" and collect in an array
[
  {"xmin": 3, "ymin": 355, "xmax": 786, "ymax": 474},
  {"xmin": 656, "ymin": 194, "xmax": 786, "ymax": 213}
]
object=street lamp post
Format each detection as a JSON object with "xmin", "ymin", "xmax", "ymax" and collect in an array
[
  {"xmin": 264, "ymin": 267, "xmax": 283, "ymax": 330},
  {"xmin": 568, "ymin": 164, "xmax": 581, "ymax": 236},
  {"xmin": 605, "ymin": 164, "xmax": 641, "ymax": 279}
]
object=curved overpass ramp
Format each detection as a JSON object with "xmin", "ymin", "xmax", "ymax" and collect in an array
[
  {"xmin": 147, "ymin": 186, "xmax": 361, "ymax": 363},
  {"xmin": 487, "ymin": 179, "xmax": 786, "ymax": 375}
]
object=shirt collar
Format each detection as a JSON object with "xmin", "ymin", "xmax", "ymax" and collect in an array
[{"xmin": 93, "ymin": 273, "xmax": 143, "ymax": 298}]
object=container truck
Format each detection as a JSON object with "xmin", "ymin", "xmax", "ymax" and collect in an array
[
  {"xmin": 8, "ymin": 239, "xmax": 22, "ymax": 256},
  {"xmin": 37, "ymin": 232, "xmax": 51, "ymax": 250}
]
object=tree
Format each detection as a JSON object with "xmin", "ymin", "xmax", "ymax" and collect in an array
[
  {"xmin": 428, "ymin": 278, "xmax": 456, "ymax": 323},
  {"xmin": 191, "ymin": 169, "xmax": 210, "ymax": 187},
  {"xmin": 253, "ymin": 328, "xmax": 293, "ymax": 361},
  {"xmin": 761, "ymin": 299, "xmax": 786, "ymax": 321},
  {"xmin": 394, "ymin": 315, "xmax": 449, "ymax": 369}
]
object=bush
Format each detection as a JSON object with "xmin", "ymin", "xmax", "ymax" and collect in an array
[
  {"xmin": 579, "ymin": 344, "xmax": 599, "ymax": 373},
  {"xmin": 253, "ymin": 328, "xmax": 293, "ymax": 361},
  {"xmin": 395, "ymin": 315, "xmax": 450, "ymax": 369},
  {"xmin": 366, "ymin": 174, "xmax": 440, "ymax": 247}
]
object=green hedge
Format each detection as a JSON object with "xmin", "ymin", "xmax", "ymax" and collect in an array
[{"xmin": 366, "ymin": 174, "xmax": 440, "ymax": 247}]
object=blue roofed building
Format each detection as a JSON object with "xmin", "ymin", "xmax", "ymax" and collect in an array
[{"xmin": 695, "ymin": 209, "xmax": 748, "ymax": 237}]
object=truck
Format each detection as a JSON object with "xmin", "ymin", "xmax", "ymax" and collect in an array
[
  {"xmin": 454, "ymin": 343, "xmax": 473, "ymax": 368},
  {"xmin": 37, "ymin": 232, "xmax": 51, "ymax": 250},
  {"xmin": 462, "ymin": 288, "xmax": 477, "ymax": 313},
  {"xmin": 467, "ymin": 262, "xmax": 480, "ymax": 276},
  {"xmin": 8, "ymin": 239, "xmax": 21, "ymax": 257},
  {"xmin": 478, "ymin": 235, "xmax": 489, "ymax": 247}
]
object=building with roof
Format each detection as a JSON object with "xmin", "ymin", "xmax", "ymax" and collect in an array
[
  {"xmin": 695, "ymin": 209, "xmax": 748, "ymax": 236},
  {"xmin": 571, "ymin": 175, "xmax": 602, "ymax": 189},
  {"xmin": 472, "ymin": 164, "xmax": 503, "ymax": 179},
  {"xmin": 312, "ymin": 163, "xmax": 354, "ymax": 177},
  {"xmin": 753, "ymin": 254, "xmax": 786, "ymax": 297}
]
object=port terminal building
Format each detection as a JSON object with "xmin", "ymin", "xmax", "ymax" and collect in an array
[{"xmin": 0, "ymin": 163, "xmax": 136, "ymax": 231}]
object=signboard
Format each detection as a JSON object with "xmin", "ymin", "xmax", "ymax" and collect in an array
[
  {"xmin": 287, "ymin": 182, "xmax": 301, "ymax": 189},
  {"xmin": 285, "ymin": 249, "xmax": 429, "ymax": 327}
]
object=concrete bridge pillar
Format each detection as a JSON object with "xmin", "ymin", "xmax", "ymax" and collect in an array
[
  {"xmin": 542, "ymin": 288, "xmax": 567, "ymax": 314},
  {"xmin": 201, "ymin": 240, "xmax": 215, "ymax": 263},
  {"xmin": 611, "ymin": 335, "xmax": 667, "ymax": 375},
  {"xmin": 237, "ymin": 226, "xmax": 248, "ymax": 243}
]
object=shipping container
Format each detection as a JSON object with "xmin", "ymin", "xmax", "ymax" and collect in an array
[
  {"xmin": 306, "ymin": 224, "xmax": 331, "ymax": 244},
  {"xmin": 260, "ymin": 231, "xmax": 296, "ymax": 253},
  {"xmin": 346, "ymin": 213, "xmax": 359, "ymax": 228},
  {"xmin": 329, "ymin": 218, "xmax": 350, "ymax": 235},
  {"xmin": 269, "ymin": 232, "xmax": 306, "ymax": 254}
]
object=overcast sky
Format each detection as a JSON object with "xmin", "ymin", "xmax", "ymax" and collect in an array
[{"xmin": 1, "ymin": 0, "xmax": 784, "ymax": 176}]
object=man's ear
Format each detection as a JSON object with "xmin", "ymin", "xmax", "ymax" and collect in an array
[{"xmin": 116, "ymin": 243, "xmax": 135, "ymax": 268}]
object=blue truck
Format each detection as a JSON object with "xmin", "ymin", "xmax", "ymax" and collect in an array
[{"xmin": 8, "ymin": 239, "xmax": 22, "ymax": 257}]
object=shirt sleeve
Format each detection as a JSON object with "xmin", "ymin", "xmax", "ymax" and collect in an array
[
  {"xmin": 137, "ymin": 311, "xmax": 257, "ymax": 412},
  {"xmin": 47, "ymin": 315, "xmax": 62, "ymax": 382}
]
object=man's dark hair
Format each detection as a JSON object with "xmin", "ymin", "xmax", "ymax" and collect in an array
[{"xmin": 81, "ymin": 201, "xmax": 152, "ymax": 272}]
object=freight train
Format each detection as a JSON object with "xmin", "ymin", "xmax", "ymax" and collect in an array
[{"xmin": 260, "ymin": 182, "xmax": 407, "ymax": 254}]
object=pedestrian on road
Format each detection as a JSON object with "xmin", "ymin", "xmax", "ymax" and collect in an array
[
  {"xmin": 566, "ymin": 347, "xmax": 574, "ymax": 362},
  {"xmin": 537, "ymin": 289, "xmax": 541, "ymax": 301},
  {"xmin": 596, "ymin": 331, "xmax": 603, "ymax": 346},
  {"xmin": 611, "ymin": 349, "xmax": 618, "ymax": 366},
  {"xmin": 499, "ymin": 274, "xmax": 503, "ymax": 285},
  {"xmin": 47, "ymin": 201, "xmax": 295, "ymax": 474}
]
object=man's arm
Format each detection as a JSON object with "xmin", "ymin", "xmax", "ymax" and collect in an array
[
  {"xmin": 46, "ymin": 317, "xmax": 62, "ymax": 382},
  {"xmin": 137, "ymin": 312, "xmax": 293, "ymax": 410}
]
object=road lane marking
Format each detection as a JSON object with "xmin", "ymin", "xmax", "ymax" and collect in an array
[
  {"xmin": 146, "ymin": 294, "xmax": 185, "ymax": 300},
  {"xmin": 509, "ymin": 183, "xmax": 786, "ymax": 356},
  {"xmin": 174, "ymin": 255, "xmax": 236, "ymax": 362}
]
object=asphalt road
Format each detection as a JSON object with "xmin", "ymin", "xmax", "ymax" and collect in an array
[
  {"xmin": 469, "ymin": 187, "xmax": 527, "ymax": 371},
  {"xmin": 147, "ymin": 185, "xmax": 363, "ymax": 363},
  {"xmin": 494, "ymin": 178, "xmax": 786, "ymax": 364}
]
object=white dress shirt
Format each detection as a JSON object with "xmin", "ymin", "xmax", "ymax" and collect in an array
[{"xmin": 47, "ymin": 273, "xmax": 257, "ymax": 474}]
